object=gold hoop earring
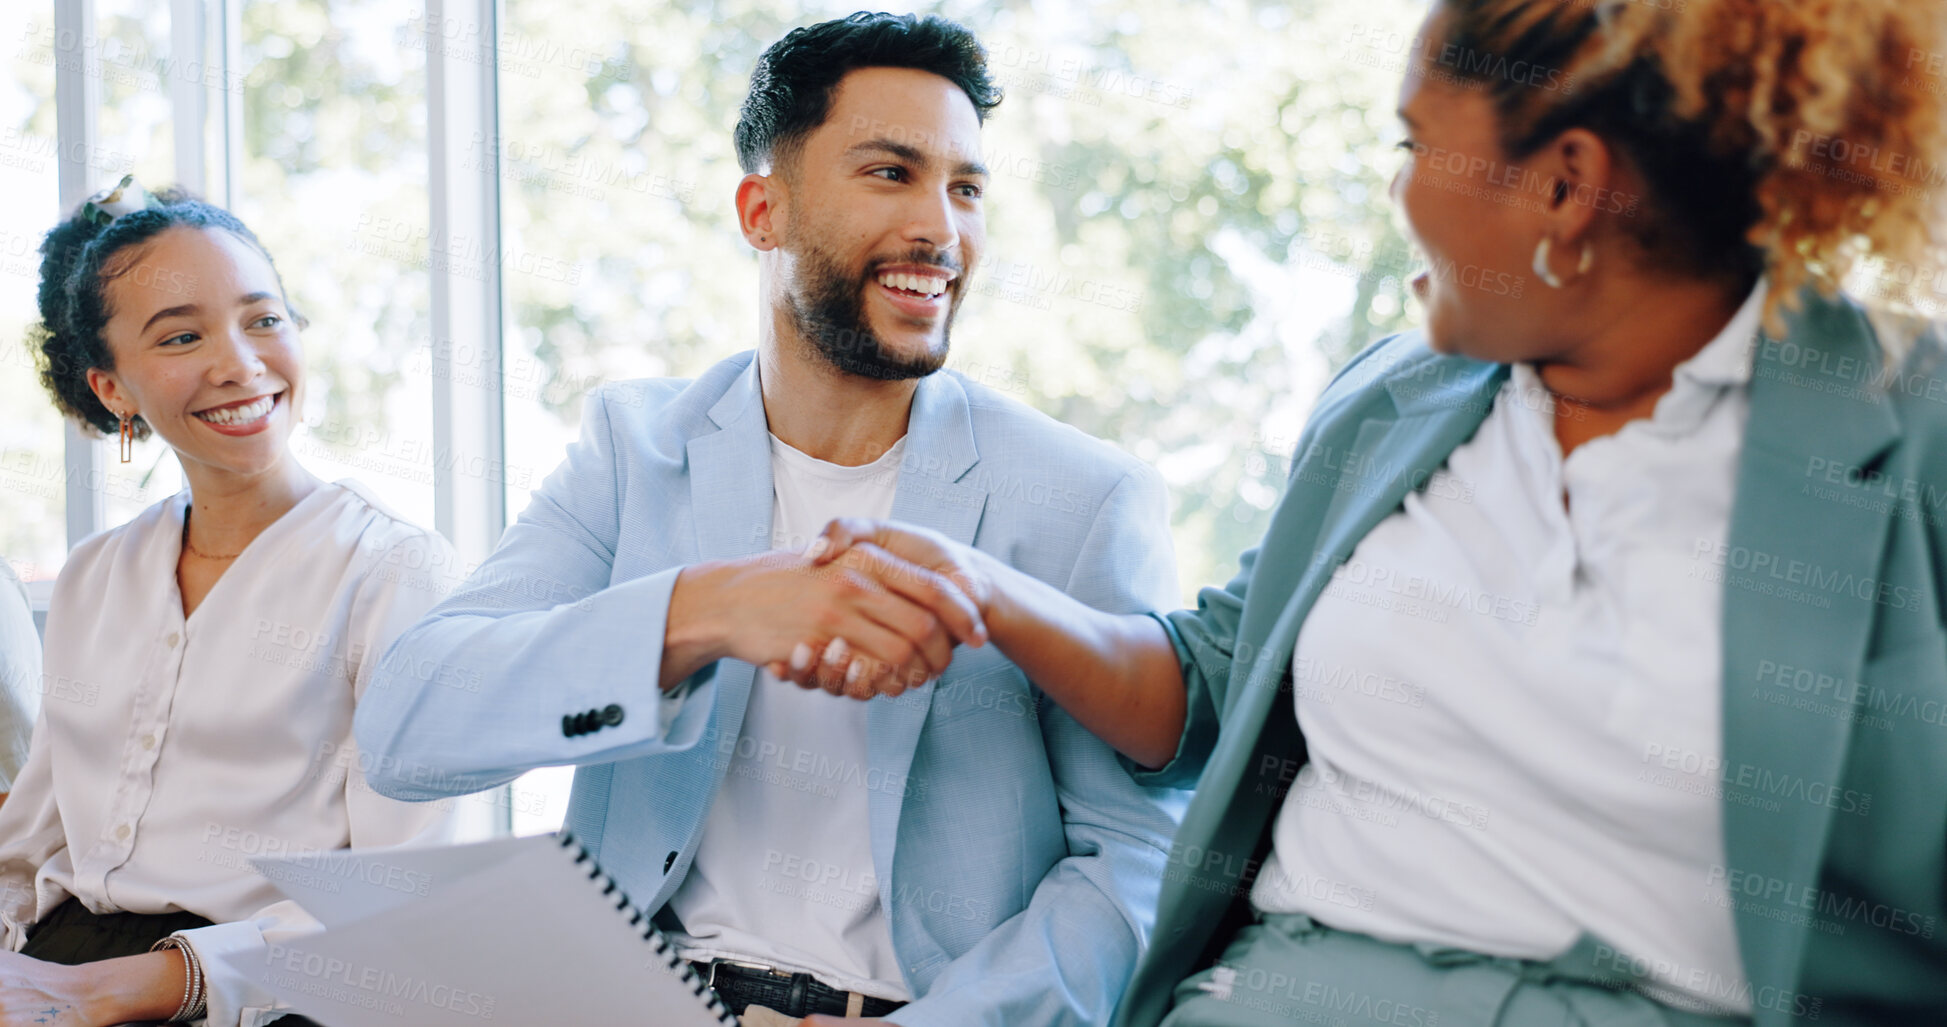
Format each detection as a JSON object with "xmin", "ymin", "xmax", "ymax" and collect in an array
[{"xmin": 118, "ymin": 413, "xmax": 134, "ymax": 464}]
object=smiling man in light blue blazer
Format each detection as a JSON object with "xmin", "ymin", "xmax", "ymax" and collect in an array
[{"xmin": 354, "ymin": 13, "xmax": 1180, "ymax": 1026}]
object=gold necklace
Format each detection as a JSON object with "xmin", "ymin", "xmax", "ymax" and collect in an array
[{"xmin": 182, "ymin": 508, "xmax": 244, "ymax": 561}]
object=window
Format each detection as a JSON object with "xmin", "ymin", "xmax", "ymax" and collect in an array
[
  {"xmin": 0, "ymin": 2, "xmax": 66, "ymax": 587},
  {"xmin": 92, "ymin": 0, "xmax": 190, "ymax": 537},
  {"xmin": 239, "ymin": 0, "xmax": 435, "ymax": 528}
]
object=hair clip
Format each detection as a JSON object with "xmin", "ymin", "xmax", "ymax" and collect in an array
[{"xmin": 81, "ymin": 174, "xmax": 152, "ymax": 227}]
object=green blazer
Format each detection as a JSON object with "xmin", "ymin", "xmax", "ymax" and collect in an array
[{"xmin": 1116, "ymin": 290, "xmax": 1947, "ymax": 1026}]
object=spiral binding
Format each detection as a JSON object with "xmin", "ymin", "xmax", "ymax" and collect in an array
[{"xmin": 557, "ymin": 831, "xmax": 737, "ymax": 1024}]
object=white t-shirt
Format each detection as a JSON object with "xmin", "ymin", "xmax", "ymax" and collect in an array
[
  {"xmin": 1253, "ymin": 286, "xmax": 1767, "ymax": 1015},
  {"xmin": 668, "ymin": 434, "xmax": 910, "ymax": 1000}
]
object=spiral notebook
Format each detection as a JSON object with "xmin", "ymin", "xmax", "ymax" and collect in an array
[{"xmin": 220, "ymin": 832, "xmax": 737, "ymax": 1026}]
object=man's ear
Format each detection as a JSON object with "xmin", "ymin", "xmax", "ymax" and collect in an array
[{"xmin": 737, "ymin": 172, "xmax": 783, "ymax": 252}]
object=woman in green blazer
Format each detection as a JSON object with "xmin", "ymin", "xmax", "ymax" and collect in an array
[{"xmin": 798, "ymin": 0, "xmax": 1947, "ymax": 1023}]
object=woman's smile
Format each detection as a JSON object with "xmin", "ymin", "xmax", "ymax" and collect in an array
[{"xmin": 190, "ymin": 390, "xmax": 283, "ymax": 435}]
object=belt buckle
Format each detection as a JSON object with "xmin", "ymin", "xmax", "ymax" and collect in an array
[{"xmin": 706, "ymin": 957, "xmax": 786, "ymax": 990}]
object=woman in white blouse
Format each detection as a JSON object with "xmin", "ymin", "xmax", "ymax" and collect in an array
[
  {"xmin": 0, "ymin": 179, "xmax": 462, "ymax": 1026},
  {"xmin": 0, "ymin": 559, "xmax": 41, "ymax": 806}
]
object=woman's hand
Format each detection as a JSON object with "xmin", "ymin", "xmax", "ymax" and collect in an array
[
  {"xmin": 0, "ymin": 949, "xmax": 185, "ymax": 1027},
  {"xmin": 667, "ymin": 540, "xmax": 987, "ymax": 701},
  {"xmin": 807, "ymin": 520, "xmax": 998, "ymax": 612},
  {"xmin": 0, "ymin": 951, "xmax": 96, "ymax": 1026},
  {"xmin": 771, "ymin": 520, "xmax": 999, "ymax": 694}
]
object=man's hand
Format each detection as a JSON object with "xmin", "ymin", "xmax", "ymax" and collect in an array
[
  {"xmin": 792, "ymin": 516, "xmax": 1191, "ymax": 769},
  {"xmin": 799, "ymin": 1017, "xmax": 891, "ymax": 1026},
  {"xmin": 663, "ymin": 543, "xmax": 985, "ymax": 700}
]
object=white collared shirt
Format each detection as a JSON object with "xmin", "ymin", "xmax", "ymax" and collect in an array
[
  {"xmin": 0, "ymin": 480, "xmax": 466, "ymax": 1027},
  {"xmin": 1254, "ymin": 286, "xmax": 1768, "ymax": 1015}
]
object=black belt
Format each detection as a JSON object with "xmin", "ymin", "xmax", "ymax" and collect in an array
[{"xmin": 690, "ymin": 958, "xmax": 905, "ymax": 1019}]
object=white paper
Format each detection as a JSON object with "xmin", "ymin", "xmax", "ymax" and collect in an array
[
  {"xmin": 222, "ymin": 834, "xmax": 735, "ymax": 1026},
  {"xmin": 245, "ymin": 834, "xmax": 536, "ymax": 928}
]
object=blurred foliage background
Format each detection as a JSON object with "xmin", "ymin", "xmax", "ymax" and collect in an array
[
  {"xmin": 482, "ymin": 0, "xmax": 1426, "ymax": 596},
  {"xmin": 3, "ymin": 0, "xmax": 1430, "ymax": 602}
]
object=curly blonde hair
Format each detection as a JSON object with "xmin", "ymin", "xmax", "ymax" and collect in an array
[{"xmin": 1437, "ymin": 0, "xmax": 1947, "ymax": 353}]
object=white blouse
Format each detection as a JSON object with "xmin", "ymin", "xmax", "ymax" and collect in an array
[
  {"xmin": 0, "ymin": 558, "xmax": 40, "ymax": 792},
  {"xmin": 1255, "ymin": 285, "xmax": 1767, "ymax": 1015},
  {"xmin": 0, "ymin": 479, "xmax": 466, "ymax": 1027}
]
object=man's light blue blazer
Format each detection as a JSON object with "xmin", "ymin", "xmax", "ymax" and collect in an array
[{"xmin": 354, "ymin": 351, "xmax": 1184, "ymax": 1026}]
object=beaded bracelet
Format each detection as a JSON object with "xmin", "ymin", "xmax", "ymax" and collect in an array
[{"xmin": 149, "ymin": 935, "xmax": 208, "ymax": 1022}]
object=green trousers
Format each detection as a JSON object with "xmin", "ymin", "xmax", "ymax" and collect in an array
[{"xmin": 1160, "ymin": 913, "xmax": 1753, "ymax": 1027}]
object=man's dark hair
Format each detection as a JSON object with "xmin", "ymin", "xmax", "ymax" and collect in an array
[{"xmin": 734, "ymin": 12, "xmax": 1002, "ymax": 175}]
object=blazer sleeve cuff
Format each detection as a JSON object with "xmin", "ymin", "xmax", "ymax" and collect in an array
[{"xmin": 1122, "ymin": 611, "xmax": 1218, "ymax": 790}]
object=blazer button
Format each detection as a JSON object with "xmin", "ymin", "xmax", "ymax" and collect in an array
[
  {"xmin": 601, "ymin": 704, "xmax": 624, "ymax": 727},
  {"xmin": 664, "ymin": 850, "xmax": 678, "ymax": 873}
]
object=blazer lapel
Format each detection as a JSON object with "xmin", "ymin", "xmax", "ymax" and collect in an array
[
  {"xmin": 1720, "ymin": 294, "xmax": 1901, "ymax": 993},
  {"xmin": 684, "ymin": 358, "xmax": 777, "ymax": 766},
  {"xmin": 1233, "ymin": 355, "xmax": 1508, "ymax": 725},
  {"xmin": 869, "ymin": 372, "xmax": 988, "ymax": 872}
]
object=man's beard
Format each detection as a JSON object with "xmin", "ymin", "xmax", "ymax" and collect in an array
[{"xmin": 785, "ymin": 240, "xmax": 960, "ymax": 381}]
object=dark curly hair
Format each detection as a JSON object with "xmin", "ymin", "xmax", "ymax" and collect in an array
[
  {"xmin": 734, "ymin": 12, "xmax": 1003, "ymax": 176},
  {"xmin": 29, "ymin": 187, "xmax": 302, "ymax": 439}
]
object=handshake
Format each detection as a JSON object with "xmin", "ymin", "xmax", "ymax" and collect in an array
[{"xmin": 662, "ymin": 519, "xmax": 1003, "ymax": 700}]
